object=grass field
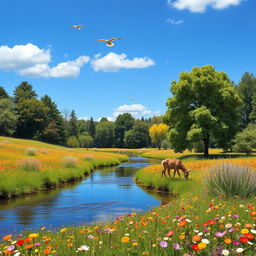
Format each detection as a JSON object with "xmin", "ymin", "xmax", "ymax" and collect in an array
[{"xmin": 0, "ymin": 137, "xmax": 128, "ymax": 199}]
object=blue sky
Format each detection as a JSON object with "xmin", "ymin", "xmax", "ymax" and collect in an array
[{"xmin": 0, "ymin": 0, "xmax": 255, "ymax": 121}]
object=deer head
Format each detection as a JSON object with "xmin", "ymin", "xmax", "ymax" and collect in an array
[{"xmin": 184, "ymin": 169, "xmax": 191, "ymax": 180}]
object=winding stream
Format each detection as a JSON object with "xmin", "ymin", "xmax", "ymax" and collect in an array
[{"xmin": 0, "ymin": 156, "xmax": 173, "ymax": 236}]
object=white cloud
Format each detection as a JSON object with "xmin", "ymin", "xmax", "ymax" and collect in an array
[
  {"xmin": 0, "ymin": 43, "xmax": 89, "ymax": 78},
  {"xmin": 166, "ymin": 18, "xmax": 184, "ymax": 25},
  {"xmin": 91, "ymin": 52, "xmax": 155, "ymax": 72},
  {"xmin": 113, "ymin": 104, "xmax": 153, "ymax": 118},
  {"xmin": 167, "ymin": 0, "xmax": 244, "ymax": 13}
]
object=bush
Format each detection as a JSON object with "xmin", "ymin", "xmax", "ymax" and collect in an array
[
  {"xmin": 67, "ymin": 136, "xmax": 79, "ymax": 148},
  {"xmin": 61, "ymin": 156, "xmax": 78, "ymax": 168},
  {"xmin": 205, "ymin": 162, "xmax": 256, "ymax": 197},
  {"xmin": 193, "ymin": 140, "xmax": 204, "ymax": 153},
  {"xmin": 26, "ymin": 147, "xmax": 37, "ymax": 156},
  {"xmin": 233, "ymin": 124, "xmax": 256, "ymax": 154},
  {"xmin": 17, "ymin": 159, "xmax": 41, "ymax": 171}
]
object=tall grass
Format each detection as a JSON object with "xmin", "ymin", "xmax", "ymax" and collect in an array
[
  {"xmin": 205, "ymin": 162, "xmax": 256, "ymax": 197},
  {"xmin": 16, "ymin": 158, "xmax": 41, "ymax": 171},
  {"xmin": 25, "ymin": 147, "xmax": 37, "ymax": 156},
  {"xmin": 61, "ymin": 156, "xmax": 78, "ymax": 168}
]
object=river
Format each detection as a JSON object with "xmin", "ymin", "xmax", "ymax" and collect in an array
[{"xmin": 0, "ymin": 156, "xmax": 173, "ymax": 236}]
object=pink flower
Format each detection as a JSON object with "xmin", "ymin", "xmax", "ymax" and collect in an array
[
  {"xmin": 160, "ymin": 241, "xmax": 168, "ymax": 248},
  {"xmin": 215, "ymin": 231, "xmax": 227, "ymax": 237},
  {"xmin": 233, "ymin": 240, "xmax": 240, "ymax": 245},
  {"xmin": 173, "ymin": 243, "xmax": 181, "ymax": 250}
]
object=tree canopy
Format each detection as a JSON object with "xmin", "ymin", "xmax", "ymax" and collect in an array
[
  {"xmin": 149, "ymin": 123, "xmax": 169, "ymax": 150},
  {"xmin": 164, "ymin": 65, "xmax": 242, "ymax": 156}
]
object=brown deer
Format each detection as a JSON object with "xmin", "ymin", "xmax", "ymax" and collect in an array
[{"xmin": 161, "ymin": 159, "xmax": 191, "ymax": 180}]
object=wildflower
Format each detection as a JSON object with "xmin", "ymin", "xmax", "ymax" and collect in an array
[
  {"xmin": 173, "ymin": 243, "xmax": 181, "ymax": 250},
  {"xmin": 179, "ymin": 234, "xmax": 185, "ymax": 240},
  {"xmin": 29, "ymin": 233, "xmax": 39, "ymax": 239},
  {"xmin": 25, "ymin": 244, "xmax": 33, "ymax": 249},
  {"xmin": 2, "ymin": 235, "xmax": 12, "ymax": 241},
  {"xmin": 132, "ymin": 242, "xmax": 138, "ymax": 246},
  {"xmin": 121, "ymin": 237, "xmax": 130, "ymax": 243},
  {"xmin": 166, "ymin": 230, "xmax": 174, "ymax": 237},
  {"xmin": 191, "ymin": 244, "xmax": 199, "ymax": 251},
  {"xmin": 241, "ymin": 229, "xmax": 249, "ymax": 234},
  {"xmin": 222, "ymin": 249, "xmax": 229, "ymax": 255},
  {"xmin": 245, "ymin": 233, "xmax": 254, "ymax": 239},
  {"xmin": 34, "ymin": 243, "xmax": 41, "ymax": 246},
  {"xmin": 16, "ymin": 240, "xmax": 24, "ymax": 246},
  {"xmin": 77, "ymin": 245, "xmax": 90, "ymax": 251},
  {"xmin": 44, "ymin": 249, "xmax": 51, "ymax": 254},
  {"xmin": 192, "ymin": 235, "xmax": 201, "ymax": 242},
  {"xmin": 251, "ymin": 229, "xmax": 256, "ymax": 234},
  {"xmin": 60, "ymin": 228, "xmax": 67, "ymax": 233},
  {"xmin": 224, "ymin": 238, "xmax": 232, "ymax": 244},
  {"xmin": 239, "ymin": 236, "xmax": 248, "ymax": 243},
  {"xmin": 14, "ymin": 252, "xmax": 21, "ymax": 256},
  {"xmin": 201, "ymin": 238, "xmax": 210, "ymax": 244},
  {"xmin": 8, "ymin": 245, "xmax": 15, "ymax": 251},
  {"xmin": 215, "ymin": 231, "xmax": 227, "ymax": 237},
  {"xmin": 152, "ymin": 244, "xmax": 156, "ymax": 248},
  {"xmin": 163, "ymin": 237, "xmax": 169, "ymax": 241},
  {"xmin": 198, "ymin": 242, "xmax": 207, "ymax": 249},
  {"xmin": 87, "ymin": 235, "xmax": 94, "ymax": 239},
  {"xmin": 233, "ymin": 240, "xmax": 239, "ymax": 245},
  {"xmin": 225, "ymin": 223, "xmax": 232, "ymax": 229},
  {"xmin": 228, "ymin": 228, "xmax": 235, "ymax": 233},
  {"xmin": 236, "ymin": 248, "xmax": 244, "ymax": 254},
  {"xmin": 159, "ymin": 241, "xmax": 168, "ymax": 248}
]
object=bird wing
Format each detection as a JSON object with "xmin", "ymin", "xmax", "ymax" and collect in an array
[
  {"xmin": 96, "ymin": 39, "xmax": 107, "ymax": 42},
  {"xmin": 109, "ymin": 38, "xmax": 121, "ymax": 42}
]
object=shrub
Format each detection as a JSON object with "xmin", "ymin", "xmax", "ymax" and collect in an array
[
  {"xmin": 61, "ymin": 156, "xmax": 78, "ymax": 168},
  {"xmin": 84, "ymin": 154, "xmax": 94, "ymax": 161},
  {"xmin": 204, "ymin": 162, "xmax": 256, "ymax": 197},
  {"xmin": 67, "ymin": 136, "xmax": 79, "ymax": 148},
  {"xmin": 17, "ymin": 159, "xmax": 41, "ymax": 171},
  {"xmin": 161, "ymin": 139, "xmax": 171, "ymax": 150},
  {"xmin": 26, "ymin": 147, "xmax": 37, "ymax": 156}
]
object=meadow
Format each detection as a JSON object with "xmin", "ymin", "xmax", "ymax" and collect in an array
[
  {"xmin": 1, "ymin": 144, "xmax": 256, "ymax": 255},
  {"xmin": 0, "ymin": 137, "xmax": 128, "ymax": 199}
]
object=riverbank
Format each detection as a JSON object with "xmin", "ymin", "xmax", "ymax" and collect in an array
[{"xmin": 0, "ymin": 137, "xmax": 128, "ymax": 199}]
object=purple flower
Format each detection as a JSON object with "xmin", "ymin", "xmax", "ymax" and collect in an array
[
  {"xmin": 215, "ymin": 231, "xmax": 227, "ymax": 237},
  {"xmin": 233, "ymin": 214, "xmax": 239, "ymax": 218},
  {"xmin": 34, "ymin": 243, "xmax": 41, "ymax": 246},
  {"xmin": 160, "ymin": 241, "xmax": 168, "ymax": 248},
  {"xmin": 203, "ymin": 228, "xmax": 208, "ymax": 232},
  {"xmin": 8, "ymin": 245, "xmax": 15, "ymax": 251},
  {"xmin": 173, "ymin": 243, "xmax": 180, "ymax": 250}
]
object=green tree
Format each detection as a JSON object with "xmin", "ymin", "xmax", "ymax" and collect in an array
[
  {"xmin": 233, "ymin": 124, "xmax": 256, "ymax": 154},
  {"xmin": 164, "ymin": 65, "xmax": 242, "ymax": 157},
  {"xmin": 67, "ymin": 110, "xmax": 78, "ymax": 137},
  {"xmin": 88, "ymin": 117, "xmax": 96, "ymax": 138},
  {"xmin": 13, "ymin": 81, "xmax": 37, "ymax": 103},
  {"xmin": 41, "ymin": 95, "xmax": 66, "ymax": 144},
  {"xmin": 0, "ymin": 98, "xmax": 17, "ymax": 136},
  {"xmin": 15, "ymin": 99, "xmax": 48, "ymax": 138},
  {"xmin": 124, "ymin": 121, "xmax": 150, "ymax": 148},
  {"xmin": 95, "ymin": 121, "xmax": 115, "ymax": 147},
  {"xmin": 78, "ymin": 134, "xmax": 94, "ymax": 149},
  {"xmin": 149, "ymin": 123, "xmax": 169, "ymax": 149},
  {"xmin": 0, "ymin": 87, "xmax": 9, "ymax": 99},
  {"xmin": 114, "ymin": 113, "xmax": 135, "ymax": 148},
  {"xmin": 236, "ymin": 72, "xmax": 256, "ymax": 127}
]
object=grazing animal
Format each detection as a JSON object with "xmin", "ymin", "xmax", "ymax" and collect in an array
[
  {"xmin": 96, "ymin": 38, "xmax": 121, "ymax": 47},
  {"xmin": 71, "ymin": 25, "xmax": 85, "ymax": 30},
  {"xmin": 161, "ymin": 159, "xmax": 191, "ymax": 180}
]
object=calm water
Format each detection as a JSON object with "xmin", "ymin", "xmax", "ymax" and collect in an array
[{"xmin": 0, "ymin": 156, "xmax": 172, "ymax": 236}]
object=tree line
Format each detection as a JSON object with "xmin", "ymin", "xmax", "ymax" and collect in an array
[{"xmin": 0, "ymin": 82, "xmax": 165, "ymax": 148}]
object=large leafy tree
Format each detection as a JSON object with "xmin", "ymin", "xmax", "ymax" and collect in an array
[
  {"xmin": 41, "ymin": 95, "xmax": 66, "ymax": 145},
  {"xmin": 164, "ymin": 65, "xmax": 242, "ymax": 157},
  {"xmin": 13, "ymin": 81, "xmax": 37, "ymax": 103},
  {"xmin": 95, "ymin": 121, "xmax": 115, "ymax": 148},
  {"xmin": 0, "ymin": 98, "xmax": 17, "ymax": 136},
  {"xmin": 114, "ymin": 113, "xmax": 135, "ymax": 148},
  {"xmin": 15, "ymin": 99, "xmax": 48, "ymax": 138},
  {"xmin": 149, "ymin": 123, "xmax": 169, "ymax": 150},
  {"xmin": 236, "ymin": 72, "xmax": 256, "ymax": 127}
]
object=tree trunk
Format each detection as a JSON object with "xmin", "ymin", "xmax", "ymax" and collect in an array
[{"xmin": 203, "ymin": 134, "xmax": 209, "ymax": 157}]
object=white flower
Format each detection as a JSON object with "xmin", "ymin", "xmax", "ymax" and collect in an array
[
  {"xmin": 77, "ymin": 245, "xmax": 90, "ymax": 251},
  {"xmin": 99, "ymin": 241, "xmax": 103, "ymax": 245},
  {"xmin": 14, "ymin": 253, "xmax": 21, "ymax": 256},
  {"xmin": 222, "ymin": 249, "xmax": 229, "ymax": 255},
  {"xmin": 164, "ymin": 237, "xmax": 169, "ymax": 241},
  {"xmin": 201, "ymin": 238, "xmax": 210, "ymax": 244},
  {"xmin": 239, "ymin": 205, "xmax": 244, "ymax": 208},
  {"xmin": 225, "ymin": 223, "xmax": 232, "ymax": 229},
  {"xmin": 251, "ymin": 229, "xmax": 256, "ymax": 234},
  {"xmin": 185, "ymin": 219, "xmax": 192, "ymax": 223},
  {"xmin": 125, "ymin": 233, "xmax": 130, "ymax": 236},
  {"xmin": 248, "ymin": 241, "xmax": 253, "ymax": 245},
  {"xmin": 236, "ymin": 248, "xmax": 244, "ymax": 254},
  {"xmin": 221, "ymin": 216, "xmax": 226, "ymax": 220},
  {"xmin": 198, "ymin": 232, "xmax": 203, "ymax": 236},
  {"xmin": 194, "ymin": 230, "xmax": 199, "ymax": 233}
]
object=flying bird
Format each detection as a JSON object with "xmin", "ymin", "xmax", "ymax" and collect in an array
[
  {"xmin": 96, "ymin": 38, "xmax": 121, "ymax": 47},
  {"xmin": 71, "ymin": 25, "xmax": 85, "ymax": 30}
]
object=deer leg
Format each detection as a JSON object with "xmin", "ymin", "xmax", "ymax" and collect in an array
[
  {"xmin": 173, "ymin": 169, "xmax": 176, "ymax": 179},
  {"xmin": 177, "ymin": 169, "xmax": 181, "ymax": 179},
  {"xmin": 162, "ymin": 168, "xmax": 166, "ymax": 178}
]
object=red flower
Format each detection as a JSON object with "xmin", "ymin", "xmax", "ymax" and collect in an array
[
  {"xmin": 191, "ymin": 244, "xmax": 200, "ymax": 251},
  {"xmin": 166, "ymin": 230, "xmax": 174, "ymax": 237},
  {"xmin": 17, "ymin": 240, "xmax": 25, "ymax": 246},
  {"xmin": 239, "ymin": 236, "xmax": 248, "ymax": 243},
  {"xmin": 208, "ymin": 220, "xmax": 216, "ymax": 225},
  {"xmin": 245, "ymin": 233, "xmax": 254, "ymax": 239}
]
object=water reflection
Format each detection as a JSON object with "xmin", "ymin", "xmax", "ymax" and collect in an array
[{"xmin": 0, "ymin": 156, "xmax": 173, "ymax": 236}]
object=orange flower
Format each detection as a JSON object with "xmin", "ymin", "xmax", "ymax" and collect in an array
[
  {"xmin": 179, "ymin": 234, "xmax": 185, "ymax": 240},
  {"xmin": 25, "ymin": 244, "xmax": 33, "ymax": 249},
  {"xmin": 245, "ymin": 233, "xmax": 254, "ymax": 239},
  {"xmin": 121, "ymin": 236, "xmax": 130, "ymax": 243},
  {"xmin": 192, "ymin": 235, "xmax": 201, "ymax": 242},
  {"xmin": 178, "ymin": 220, "xmax": 187, "ymax": 227},
  {"xmin": 44, "ymin": 249, "xmax": 51, "ymax": 254},
  {"xmin": 250, "ymin": 212, "xmax": 256, "ymax": 216},
  {"xmin": 224, "ymin": 238, "xmax": 232, "ymax": 244},
  {"xmin": 2, "ymin": 235, "xmax": 12, "ymax": 241},
  {"xmin": 60, "ymin": 228, "xmax": 67, "ymax": 233}
]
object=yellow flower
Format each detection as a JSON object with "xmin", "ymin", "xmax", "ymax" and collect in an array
[
  {"xmin": 29, "ymin": 233, "xmax": 39, "ymax": 239},
  {"xmin": 152, "ymin": 244, "xmax": 157, "ymax": 247},
  {"xmin": 132, "ymin": 242, "xmax": 138, "ymax": 246},
  {"xmin": 241, "ymin": 229, "xmax": 249, "ymax": 234},
  {"xmin": 121, "ymin": 236, "xmax": 130, "ymax": 243},
  {"xmin": 179, "ymin": 234, "xmax": 185, "ymax": 240},
  {"xmin": 224, "ymin": 238, "xmax": 232, "ymax": 244},
  {"xmin": 198, "ymin": 242, "xmax": 207, "ymax": 249},
  {"xmin": 41, "ymin": 227, "xmax": 45, "ymax": 231},
  {"xmin": 34, "ymin": 249, "xmax": 39, "ymax": 253},
  {"xmin": 131, "ymin": 212, "xmax": 136, "ymax": 216},
  {"xmin": 60, "ymin": 228, "xmax": 67, "ymax": 233}
]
